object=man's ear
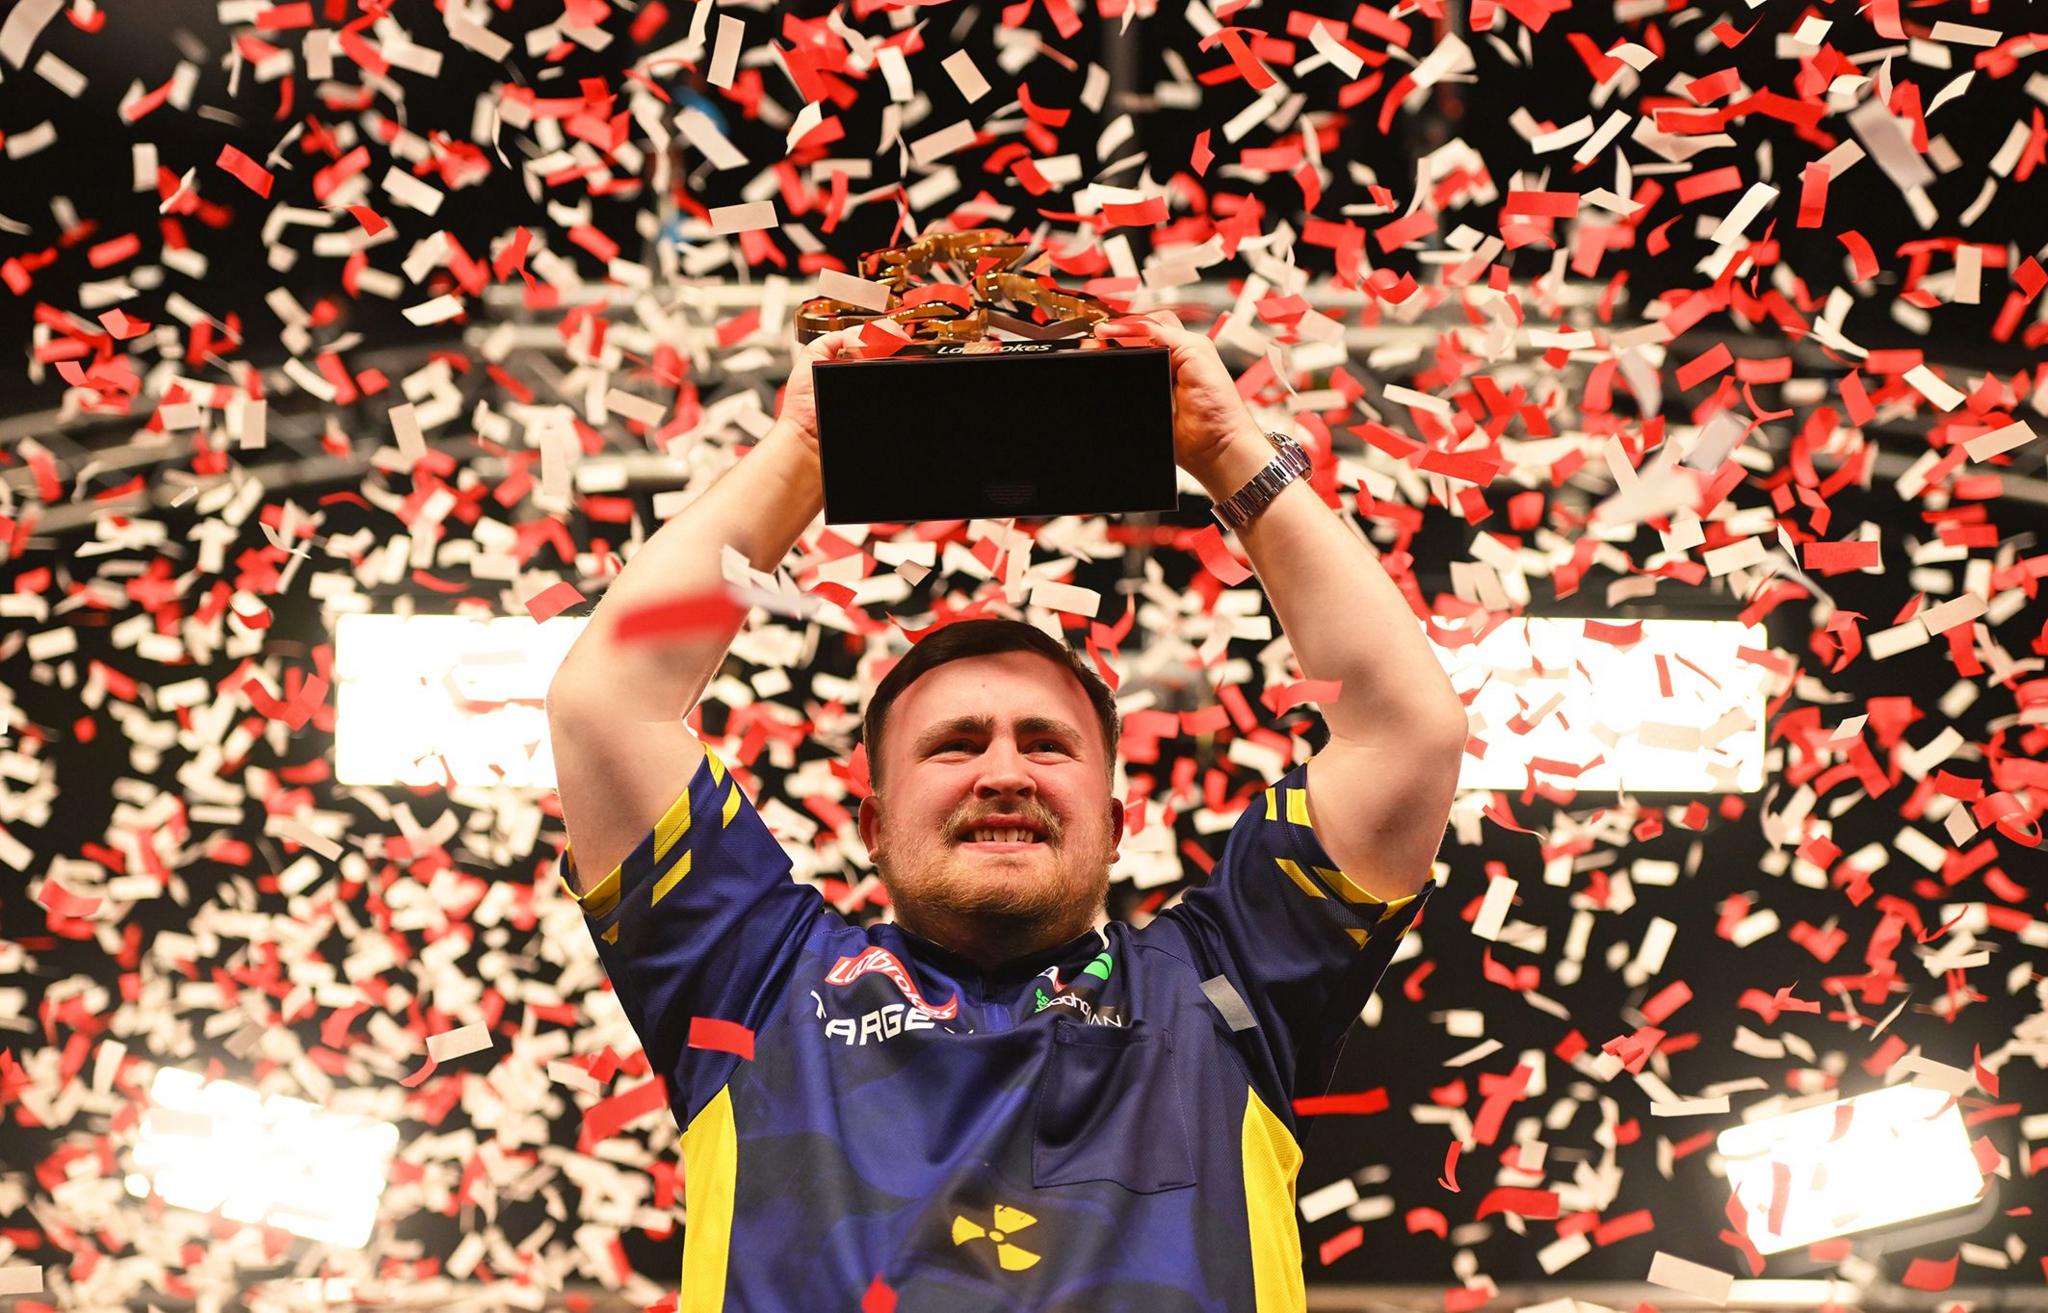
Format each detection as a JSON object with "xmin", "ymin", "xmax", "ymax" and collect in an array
[
  {"xmin": 1108, "ymin": 797, "xmax": 1124, "ymax": 851},
  {"xmin": 857, "ymin": 793, "xmax": 882, "ymax": 861}
]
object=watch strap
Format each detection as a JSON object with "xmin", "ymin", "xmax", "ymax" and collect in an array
[{"xmin": 1211, "ymin": 431, "xmax": 1311, "ymax": 535}]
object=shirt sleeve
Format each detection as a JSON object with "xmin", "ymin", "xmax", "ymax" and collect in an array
[
  {"xmin": 559, "ymin": 745, "xmax": 826, "ymax": 1118},
  {"xmin": 1161, "ymin": 759, "xmax": 1432, "ymax": 1108}
]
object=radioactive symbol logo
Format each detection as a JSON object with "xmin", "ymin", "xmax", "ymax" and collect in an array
[{"xmin": 951, "ymin": 1204, "xmax": 1042, "ymax": 1271}]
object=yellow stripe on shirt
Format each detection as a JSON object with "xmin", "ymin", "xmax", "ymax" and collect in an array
[
  {"xmin": 680, "ymin": 1083, "xmax": 738, "ymax": 1312},
  {"xmin": 1242, "ymin": 1085, "xmax": 1306, "ymax": 1312},
  {"xmin": 560, "ymin": 747, "xmax": 729, "ymax": 920}
]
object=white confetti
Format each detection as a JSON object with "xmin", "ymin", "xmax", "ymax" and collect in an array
[{"xmin": 710, "ymin": 200, "xmax": 778, "ymax": 235}]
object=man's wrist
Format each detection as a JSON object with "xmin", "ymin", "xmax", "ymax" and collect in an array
[
  {"xmin": 711, "ymin": 423, "xmax": 823, "ymax": 570},
  {"xmin": 1186, "ymin": 425, "xmax": 1277, "ymax": 505},
  {"xmin": 763, "ymin": 417, "xmax": 813, "ymax": 450}
]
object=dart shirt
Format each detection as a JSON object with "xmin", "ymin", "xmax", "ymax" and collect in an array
[{"xmin": 561, "ymin": 745, "xmax": 1429, "ymax": 1313}]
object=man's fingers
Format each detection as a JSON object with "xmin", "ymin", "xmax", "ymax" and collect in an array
[
  {"xmin": 1136, "ymin": 310, "xmax": 1202, "ymax": 347},
  {"xmin": 1097, "ymin": 310, "xmax": 1188, "ymax": 335},
  {"xmin": 804, "ymin": 327, "xmax": 856, "ymax": 358}
]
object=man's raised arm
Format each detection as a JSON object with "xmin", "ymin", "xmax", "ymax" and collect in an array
[
  {"xmin": 546, "ymin": 330, "xmax": 851, "ymax": 892},
  {"xmin": 547, "ymin": 417, "xmax": 822, "ymax": 715},
  {"xmin": 1098, "ymin": 311, "xmax": 1469, "ymax": 904}
]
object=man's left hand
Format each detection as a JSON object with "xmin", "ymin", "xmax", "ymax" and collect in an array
[{"xmin": 1094, "ymin": 310, "xmax": 1263, "ymax": 478}]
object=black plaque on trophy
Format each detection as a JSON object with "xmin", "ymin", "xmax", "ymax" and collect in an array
[
  {"xmin": 794, "ymin": 229, "xmax": 1180, "ymax": 526},
  {"xmin": 811, "ymin": 342, "xmax": 1176, "ymax": 525}
]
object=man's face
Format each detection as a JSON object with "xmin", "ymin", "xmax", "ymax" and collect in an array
[{"xmin": 857, "ymin": 651, "xmax": 1123, "ymax": 963}]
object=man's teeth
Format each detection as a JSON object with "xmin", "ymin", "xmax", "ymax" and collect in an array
[{"xmin": 968, "ymin": 829, "xmax": 1039, "ymax": 844}]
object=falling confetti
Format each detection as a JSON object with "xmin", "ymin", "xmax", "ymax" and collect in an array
[{"xmin": 0, "ymin": 0, "xmax": 2042, "ymax": 1307}]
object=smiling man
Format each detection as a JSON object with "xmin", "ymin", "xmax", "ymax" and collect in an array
[
  {"xmin": 547, "ymin": 313, "xmax": 1468, "ymax": 1312},
  {"xmin": 857, "ymin": 645, "xmax": 1123, "ymax": 974}
]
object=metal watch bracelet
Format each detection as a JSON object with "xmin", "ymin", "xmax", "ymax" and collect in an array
[{"xmin": 1210, "ymin": 431, "xmax": 1311, "ymax": 535}]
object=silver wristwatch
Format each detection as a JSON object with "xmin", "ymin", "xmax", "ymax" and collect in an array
[{"xmin": 1210, "ymin": 431, "xmax": 1311, "ymax": 535}]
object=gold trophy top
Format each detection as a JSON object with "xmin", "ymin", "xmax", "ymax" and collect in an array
[{"xmin": 795, "ymin": 229, "xmax": 1116, "ymax": 351}]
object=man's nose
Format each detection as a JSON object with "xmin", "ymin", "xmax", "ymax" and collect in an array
[{"xmin": 973, "ymin": 739, "xmax": 1035, "ymax": 794}]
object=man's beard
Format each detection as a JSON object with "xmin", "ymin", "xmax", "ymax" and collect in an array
[{"xmin": 877, "ymin": 822, "xmax": 1112, "ymax": 947}]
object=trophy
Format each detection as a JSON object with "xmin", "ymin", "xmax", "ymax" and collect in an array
[{"xmin": 795, "ymin": 229, "xmax": 1177, "ymax": 526}]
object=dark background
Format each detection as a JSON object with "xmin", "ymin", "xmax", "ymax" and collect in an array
[{"xmin": 2, "ymin": 0, "xmax": 2043, "ymax": 1300}]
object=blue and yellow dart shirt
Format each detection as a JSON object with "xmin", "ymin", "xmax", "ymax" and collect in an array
[{"xmin": 561, "ymin": 746, "xmax": 1429, "ymax": 1312}]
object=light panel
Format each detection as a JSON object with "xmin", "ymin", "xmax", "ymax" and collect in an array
[
  {"xmin": 332, "ymin": 612, "xmax": 587, "ymax": 788},
  {"xmin": 332, "ymin": 613, "xmax": 1767, "ymax": 795},
  {"xmin": 1716, "ymin": 1084, "xmax": 1985, "ymax": 1255},
  {"xmin": 1441, "ymin": 618, "xmax": 1769, "ymax": 793},
  {"xmin": 127, "ymin": 1068, "xmax": 398, "ymax": 1249}
]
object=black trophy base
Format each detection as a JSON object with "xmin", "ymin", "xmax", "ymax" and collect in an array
[{"xmin": 812, "ymin": 342, "xmax": 1176, "ymax": 526}]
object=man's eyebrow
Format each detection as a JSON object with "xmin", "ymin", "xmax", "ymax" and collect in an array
[{"xmin": 912, "ymin": 715, "xmax": 1086, "ymax": 754}]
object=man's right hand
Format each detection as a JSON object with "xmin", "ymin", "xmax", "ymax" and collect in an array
[{"xmin": 773, "ymin": 327, "xmax": 863, "ymax": 453}]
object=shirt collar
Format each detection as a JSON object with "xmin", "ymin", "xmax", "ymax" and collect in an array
[{"xmin": 884, "ymin": 922, "xmax": 1106, "ymax": 995}]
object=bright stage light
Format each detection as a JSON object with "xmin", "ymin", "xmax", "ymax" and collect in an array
[
  {"xmin": 1715, "ymin": 1084, "xmax": 1986, "ymax": 1256},
  {"xmin": 127, "ymin": 1068, "xmax": 398, "ymax": 1249},
  {"xmin": 333, "ymin": 612, "xmax": 586, "ymax": 788},
  {"xmin": 1439, "ymin": 617, "xmax": 1768, "ymax": 793}
]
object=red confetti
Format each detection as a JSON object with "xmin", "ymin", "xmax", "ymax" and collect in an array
[
  {"xmin": 35, "ymin": 878, "xmax": 102, "ymax": 920},
  {"xmin": 613, "ymin": 590, "xmax": 750, "ymax": 643},
  {"xmin": 4, "ymin": 0, "xmax": 2044, "ymax": 1299},
  {"xmin": 1802, "ymin": 540, "xmax": 1880, "ymax": 574},
  {"xmin": 1839, "ymin": 229, "xmax": 1879, "ymax": 282},
  {"xmin": 97, "ymin": 308, "xmax": 150, "ymax": 340},
  {"xmin": 1676, "ymin": 342, "xmax": 1734, "ymax": 391},
  {"xmin": 1319, "ymin": 1223, "xmax": 1365, "ymax": 1265},
  {"xmin": 1639, "ymin": 980, "xmax": 1692, "ymax": 1025},
  {"xmin": 215, "ymin": 144, "xmax": 275, "ymax": 198},
  {"xmin": 687, "ymin": 1016, "xmax": 756, "ymax": 1061},
  {"xmin": 578, "ymin": 1075, "xmax": 670, "ymax": 1151},
  {"xmin": 1190, "ymin": 524, "xmax": 1254, "ymax": 584},
  {"xmin": 1583, "ymin": 618, "xmax": 1643, "ymax": 647},
  {"xmin": 398, "ymin": 1054, "xmax": 440, "ymax": 1089},
  {"xmin": 523, "ymin": 579, "xmax": 585, "ymax": 624},
  {"xmin": 1973, "ymin": 1044, "xmax": 1999, "ymax": 1098},
  {"xmin": 1407, "ymin": 1207, "xmax": 1449, "ymax": 1237},
  {"xmin": 1475, "ymin": 1187, "xmax": 1561, "ymax": 1220},
  {"xmin": 1295, "ymin": 1089, "xmax": 1390, "ymax": 1116},
  {"xmin": 1901, "ymin": 1254, "xmax": 1959, "ymax": 1292}
]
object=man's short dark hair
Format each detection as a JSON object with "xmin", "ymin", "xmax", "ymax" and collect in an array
[{"xmin": 862, "ymin": 618, "xmax": 1121, "ymax": 794}]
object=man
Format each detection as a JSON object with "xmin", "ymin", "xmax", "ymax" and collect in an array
[{"xmin": 547, "ymin": 310, "xmax": 1469, "ymax": 1311}]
